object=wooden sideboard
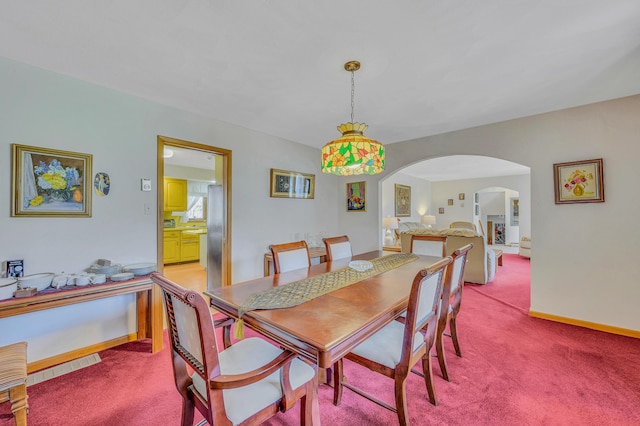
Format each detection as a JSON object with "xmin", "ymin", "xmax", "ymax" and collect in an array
[
  {"xmin": 0, "ymin": 277, "xmax": 163, "ymax": 373},
  {"xmin": 263, "ymin": 247, "xmax": 327, "ymax": 276}
]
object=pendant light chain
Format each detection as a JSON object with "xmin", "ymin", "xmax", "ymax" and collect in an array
[{"xmin": 350, "ymin": 70, "xmax": 355, "ymax": 124}]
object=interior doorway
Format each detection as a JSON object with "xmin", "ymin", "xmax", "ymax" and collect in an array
[{"xmin": 157, "ymin": 135, "xmax": 232, "ymax": 292}]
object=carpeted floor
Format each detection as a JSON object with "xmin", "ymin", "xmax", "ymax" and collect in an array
[{"xmin": 2, "ymin": 254, "xmax": 639, "ymax": 425}]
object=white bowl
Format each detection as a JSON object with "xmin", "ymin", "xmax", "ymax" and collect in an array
[
  {"xmin": 123, "ymin": 263, "xmax": 156, "ymax": 276},
  {"xmin": 17, "ymin": 273, "xmax": 54, "ymax": 291},
  {"xmin": 0, "ymin": 277, "xmax": 18, "ymax": 300},
  {"xmin": 349, "ymin": 260, "xmax": 374, "ymax": 272}
]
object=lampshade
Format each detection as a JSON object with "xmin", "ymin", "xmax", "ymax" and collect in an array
[
  {"xmin": 382, "ymin": 217, "xmax": 398, "ymax": 230},
  {"xmin": 322, "ymin": 61, "xmax": 385, "ymax": 176},
  {"xmin": 421, "ymin": 215, "xmax": 436, "ymax": 227}
]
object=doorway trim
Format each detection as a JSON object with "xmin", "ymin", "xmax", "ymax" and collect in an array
[{"xmin": 157, "ymin": 135, "xmax": 232, "ymax": 286}]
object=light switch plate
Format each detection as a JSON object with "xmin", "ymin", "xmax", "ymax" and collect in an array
[{"xmin": 141, "ymin": 178, "xmax": 152, "ymax": 192}]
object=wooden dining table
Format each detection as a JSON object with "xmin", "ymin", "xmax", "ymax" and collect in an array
[{"xmin": 205, "ymin": 250, "xmax": 442, "ymax": 370}]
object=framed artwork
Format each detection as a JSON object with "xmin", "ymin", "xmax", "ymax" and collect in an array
[
  {"xmin": 270, "ymin": 168, "xmax": 315, "ymax": 199},
  {"xmin": 553, "ymin": 158, "xmax": 604, "ymax": 204},
  {"xmin": 459, "ymin": 193, "xmax": 465, "ymax": 200},
  {"xmin": 475, "ymin": 204, "xmax": 479, "ymax": 215},
  {"xmin": 394, "ymin": 184, "xmax": 411, "ymax": 217},
  {"xmin": 510, "ymin": 198, "xmax": 519, "ymax": 225},
  {"xmin": 474, "ymin": 193, "xmax": 479, "ymax": 203},
  {"xmin": 438, "ymin": 207, "xmax": 445, "ymax": 214},
  {"xmin": 346, "ymin": 181, "xmax": 366, "ymax": 212},
  {"xmin": 11, "ymin": 144, "xmax": 92, "ymax": 217},
  {"xmin": 447, "ymin": 199, "xmax": 453, "ymax": 206}
]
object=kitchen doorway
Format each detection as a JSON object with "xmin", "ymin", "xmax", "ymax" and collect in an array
[{"xmin": 157, "ymin": 136, "xmax": 232, "ymax": 292}]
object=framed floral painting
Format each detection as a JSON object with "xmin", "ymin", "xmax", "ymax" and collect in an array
[
  {"xmin": 11, "ymin": 144, "xmax": 92, "ymax": 217},
  {"xmin": 394, "ymin": 184, "xmax": 411, "ymax": 217},
  {"xmin": 346, "ymin": 181, "xmax": 366, "ymax": 212},
  {"xmin": 553, "ymin": 158, "xmax": 604, "ymax": 204}
]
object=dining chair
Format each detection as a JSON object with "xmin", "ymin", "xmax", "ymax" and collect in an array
[
  {"xmin": 332, "ymin": 256, "xmax": 453, "ymax": 425},
  {"xmin": 269, "ymin": 241, "xmax": 311, "ymax": 274},
  {"xmin": 0, "ymin": 341, "xmax": 28, "ymax": 426},
  {"xmin": 322, "ymin": 235, "xmax": 353, "ymax": 261},
  {"xmin": 409, "ymin": 234, "xmax": 448, "ymax": 257},
  {"xmin": 435, "ymin": 243, "xmax": 473, "ymax": 382},
  {"xmin": 150, "ymin": 272, "xmax": 319, "ymax": 426}
]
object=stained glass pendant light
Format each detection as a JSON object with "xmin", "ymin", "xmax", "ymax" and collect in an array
[{"xmin": 321, "ymin": 61, "xmax": 385, "ymax": 176}]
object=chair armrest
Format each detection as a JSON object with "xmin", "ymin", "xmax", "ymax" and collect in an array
[{"xmin": 208, "ymin": 350, "xmax": 297, "ymax": 390}]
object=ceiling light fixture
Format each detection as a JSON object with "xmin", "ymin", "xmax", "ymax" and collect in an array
[
  {"xmin": 163, "ymin": 147, "xmax": 174, "ymax": 158},
  {"xmin": 321, "ymin": 61, "xmax": 385, "ymax": 176}
]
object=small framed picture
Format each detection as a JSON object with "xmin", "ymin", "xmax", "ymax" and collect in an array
[
  {"xmin": 458, "ymin": 193, "xmax": 465, "ymax": 200},
  {"xmin": 346, "ymin": 181, "xmax": 366, "ymax": 212},
  {"xmin": 394, "ymin": 184, "xmax": 411, "ymax": 217},
  {"xmin": 553, "ymin": 158, "xmax": 604, "ymax": 204},
  {"xmin": 270, "ymin": 168, "xmax": 315, "ymax": 199},
  {"xmin": 439, "ymin": 207, "xmax": 445, "ymax": 214},
  {"xmin": 447, "ymin": 199, "xmax": 453, "ymax": 206}
]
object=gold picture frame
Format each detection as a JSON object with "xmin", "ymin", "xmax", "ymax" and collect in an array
[
  {"xmin": 12, "ymin": 144, "xmax": 92, "ymax": 217},
  {"xmin": 346, "ymin": 181, "xmax": 366, "ymax": 212},
  {"xmin": 553, "ymin": 158, "xmax": 604, "ymax": 204},
  {"xmin": 270, "ymin": 168, "xmax": 315, "ymax": 199},
  {"xmin": 394, "ymin": 184, "xmax": 411, "ymax": 217}
]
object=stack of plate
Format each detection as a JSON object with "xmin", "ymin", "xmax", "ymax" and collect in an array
[
  {"xmin": 88, "ymin": 264, "xmax": 121, "ymax": 278},
  {"xmin": 123, "ymin": 263, "xmax": 156, "ymax": 276},
  {"xmin": 349, "ymin": 260, "xmax": 374, "ymax": 272}
]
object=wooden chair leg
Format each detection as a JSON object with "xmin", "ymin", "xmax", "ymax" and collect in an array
[
  {"xmin": 301, "ymin": 377, "xmax": 320, "ymax": 426},
  {"xmin": 421, "ymin": 354, "xmax": 438, "ymax": 406},
  {"xmin": 450, "ymin": 316, "xmax": 462, "ymax": 357},
  {"xmin": 180, "ymin": 396, "xmax": 195, "ymax": 426},
  {"xmin": 332, "ymin": 360, "xmax": 344, "ymax": 406},
  {"xmin": 435, "ymin": 331, "xmax": 450, "ymax": 382},
  {"xmin": 10, "ymin": 384, "xmax": 28, "ymax": 426},
  {"xmin": 394, "ymin": 377, "xmax": 410, "ymax": 426}
]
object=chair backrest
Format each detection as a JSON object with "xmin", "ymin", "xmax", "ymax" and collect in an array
[
  {"xmin": 402, "ymin": 257, "xmax": 452, "ymax": 362},
  {"xmin": 442, "ymin": 243, "xmax": 473, "ymax": 313},
  {"xmin": 410, "ymin": 235, "xmax": 448, "ymax": 257},
  {"xmin": 150, "ymin": 273, "xmax": 224, "ymax": 421},
  {"xmin": 323, "ymin": 235, "xmax": 352, "ymax": 261},
  {"xmin": 270, "ymin": 240, "xmax": 311, "ymax": 274}
]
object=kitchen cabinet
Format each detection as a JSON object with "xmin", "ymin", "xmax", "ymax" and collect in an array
[
  {"xmin": 163, "ymin": 230, "xmax": 181, "ymax": 264},
  {"xmin": 180, "ymin": 232, "xmax": 200, "ymax": 262},
  {"xmin": 164, "ymin": 178, "xmax": 187, "ymax": 211}
]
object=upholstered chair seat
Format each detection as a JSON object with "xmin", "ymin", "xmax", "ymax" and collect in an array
[{"xmin": 190, "ymin": 337, "xmax": 315, "ymax": 425}]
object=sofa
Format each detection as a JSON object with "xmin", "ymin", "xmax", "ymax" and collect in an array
[{"xmin": 398, "ymin": 224, "xmax": 497, "ymax": 284}]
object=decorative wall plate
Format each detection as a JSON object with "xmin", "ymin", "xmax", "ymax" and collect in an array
[{"xmin": 94, "ymin": 172, "xmax": 110, "ymax": 196}]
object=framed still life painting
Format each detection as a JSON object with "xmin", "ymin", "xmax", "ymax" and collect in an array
[
  {"xmin": 553, "ymin": 158, "xmax": 604, "ymax": 204},
  {"xmin": 394, "ymin": 184, "xmax": 411, "ymax": 217},
  {"xmin": 11, "ymin": 144, "xmax": 92, "ymax": 217},
  {"xmin": 346, "ymin": 181, "xmax": 366, "ymax": 212}
]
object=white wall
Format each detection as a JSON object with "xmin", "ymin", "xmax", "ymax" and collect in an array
[
  {"xmin": 0, "ymin": 57, "xmax": 342, "ymax": 361},
  {"xmin": 341, "ymin": 95, "xmax": 640, "ymax": 333}
]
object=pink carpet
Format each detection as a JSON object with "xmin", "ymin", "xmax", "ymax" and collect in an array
[{"xmin": 2, "ymin": 253, "xmax": 639, "ymax": 425}]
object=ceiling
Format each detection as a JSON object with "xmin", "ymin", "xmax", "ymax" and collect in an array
[{"xmin": 2, "ymin": 1, "xmax": 640, "ymax": 179}]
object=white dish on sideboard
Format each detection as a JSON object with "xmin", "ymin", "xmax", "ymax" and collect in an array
[
  {"xmin": 17, "ymin": 273, "xmax": 55, "ymax": 291},
  {"xmin": 110, "ymin": 272, "xmax": 135, "ymax": 282},
  {"xmin": 123, "ymin": 263, "xmax": 156, "ymax": 276}
]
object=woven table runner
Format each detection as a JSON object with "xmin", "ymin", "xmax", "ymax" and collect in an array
[{"xmin": 234, "ymin": 253, "xmax": 418, "ymax": 338}]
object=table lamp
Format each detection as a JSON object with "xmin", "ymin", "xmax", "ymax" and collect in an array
[
  {"xmin": 382, "ymin": 217, "xmax": 399, "ymax": 246},
  {"xmin": 421, "ymin": 215, "xmax": 436, "ymax": 228}
]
